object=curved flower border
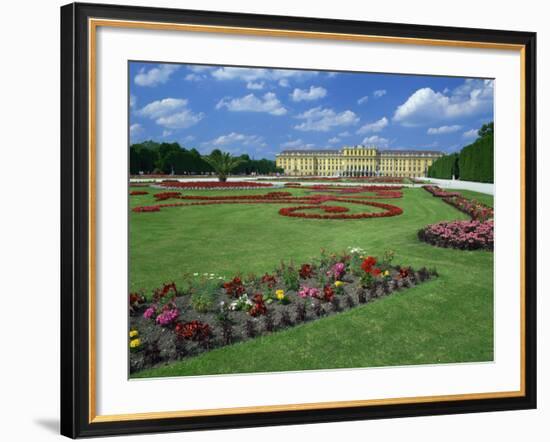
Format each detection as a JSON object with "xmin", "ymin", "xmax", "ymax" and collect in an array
[
  {"xmin": 419, "ymin": 185, "xmax": 494, "ymax": 251},
  {"xmin": 132, "ymin": 189, "xmax": 404, "ymax": 220}
]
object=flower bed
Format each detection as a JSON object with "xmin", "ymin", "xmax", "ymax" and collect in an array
[
  {"xmin": 296, "ymin": 184, "xmax": 403, "ymax": 199},
  {"xmin": 156, "ymin": 181, "xmax": 273, "ymax": 190},
  {"xmin": 133, "ymin": 205, "xmax": 160, "ymax": 213},
  {"xmin": 130, "ymin": 190, "xmax": 149, "ymax": 196},
  {"xmin": 278, "ymin": 200, "xmax": 402, "ymax": 219},
  {"xmin": 422, "ymin": 185, "xmax": 461, "ymax": 198},
  {"xmin": 419, "ymin": 185, "xmax": 494, "ymax": 250},
  {"xmin": 418, "ymin": 220, "xmax": 494, "ymax": 251},
  {"xmin": 129, "ymin": 248, "xmax": 438, "ymax": 373},
  {"xmin": 261, "ymin": 177, "xmax": 405, "ymax": 183},
  {"xmin": 132, "ymin": 188, "xmax": 404, "ymax": 220},
  {"xmin": 442, "ymin": 196, "xmax": 493, "ymax": 222}
]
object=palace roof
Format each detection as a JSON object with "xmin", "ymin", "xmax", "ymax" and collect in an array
[{"xmin": 278, "ymin": 148, "xmax": 444, "ymax": 156}]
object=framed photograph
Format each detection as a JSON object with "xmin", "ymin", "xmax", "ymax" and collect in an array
[{"xmin": 60, "ymin": 2, "xmax": 537, "ymax": 438}]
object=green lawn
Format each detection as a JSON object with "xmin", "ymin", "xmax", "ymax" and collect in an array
[{"xmin": 129, "ymin": 186, "xmax": 493, "ymax": 377}]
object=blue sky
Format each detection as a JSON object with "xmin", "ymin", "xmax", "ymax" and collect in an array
[{"xmin": 129, "ymin": 61, "xmax": 494, "ymax": 159}]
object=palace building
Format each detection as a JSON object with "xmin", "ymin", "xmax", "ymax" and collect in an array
[{"xmin": 275, "ymin": 145, "xmax": 444, "ymax": 178}]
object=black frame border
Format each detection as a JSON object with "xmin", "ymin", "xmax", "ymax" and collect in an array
[{"xmin": 60, "ymin": 2, "xmax": 537, "ymax": 438}]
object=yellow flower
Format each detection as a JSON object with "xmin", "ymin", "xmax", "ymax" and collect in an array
[
  {"xmin": 334, "ymin": 281, "xmax": 344, "ymax": 288},
  {"xmin": 275, "ymin": 289, "xmax": 285, "ymax": 300},
  {"xmin": 129, "ymin": 330, "xmax": 139, "ymax": 338},
  {"xmin": 383, "ymin": 270, "xmax": 390, "ymax": 277},
  {"xmin": 129, "ymin": 338, "xmax": 141, "ymax": 348}
]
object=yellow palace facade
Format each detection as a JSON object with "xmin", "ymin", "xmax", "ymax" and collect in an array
[{"xmin": 275, "ymin": 145, "xmax": 444, "ymax": 178}]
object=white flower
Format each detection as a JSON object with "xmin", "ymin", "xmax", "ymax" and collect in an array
[
  {"xmin": 210, "ymin": 273, "xmax": 215, "ymax": 276},
  {"xmin": 193, "ymin": 272, "xmax": 199, "ymax": 276},
  {"xmin": 348, "ymin": 246, "xmax": 366, "ymax": 255},
  {"xmin": 203, "ymin": 273, "xmax": 208, "ymax": 276}
]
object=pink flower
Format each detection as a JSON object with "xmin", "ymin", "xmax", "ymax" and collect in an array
[
  {"xmin": 143, "ymin": 306, "xmax": 155, "ymax": 319},
  {"xmin": 298, "ymin": 285, "xmax": 320, "ymax": 299},
  {"xmin": 155, "ymin": 308, "xmax": 179, "ymax": 326},
  {"xmin": 327, "ymin": 262, "xmax": 346, "ymax": 280}
]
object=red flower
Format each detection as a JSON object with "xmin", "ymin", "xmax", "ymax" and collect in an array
[
  {"xmin": 261, "ymin": 273, "xmax": 277, "ymax": 288},
  {"xmin": 399, "ymin": 267, "xmax": 410, "ymax": 278},
  {"xmin": 175, "ymin": 320, "xmax": 212, "ymax": 341},
  {"xmin": 299, "ymin": 264, "xmax": 314, "ymax": 279},
  {"xmin": 152, "ymin": 282, "xmax": 177, "ymax": 303},
  {"xmin": 159, "ymin": 181, "xmax": 272, "ymax": 189},
  {"xmin": 249, "ymin": 294, "xmax": 267, "ymax": 317},
  {"xmin": 223, "ymin": 277, "xmax": 245, "ymax": 297},
  {"xmin": 361, "ymin": 256, "xmax": 377, "ymax": 273},
  {"xmin": 132, "ymin": 205, "xmax": 160, "ymax": 212},
  {"xmin": 322, "ymin": 285, "xmax": 335, "ymax": 302},
  {"xmin": 372, "ymin": 268, "xmax": 382, "ymax": 277}
]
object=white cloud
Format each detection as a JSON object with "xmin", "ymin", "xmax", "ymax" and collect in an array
[
  {"xmin": 281, "ymin": 139, "xmax": 315, "ymax": 150},
  {"xmin": 246, "ymin": 81, "xmax": 265, "ymax": 90},
  {"xmin": 356, "ymin": 117, "xmax": 389, "ymax": 134},
  {"xmin": 290, "ymin": 86, "xmax": 327, "ymax": 102},
  {"xmin": 130, "ymin": 123, "xmax": 143, "ymax": 136},
  {"xmin": 209, "ymin": 132, "xmax": 266, "ymax": 147},
  {"xmin": 184, "ymin": 73, "xmax": 203, "ymax": 82},
  {"xmin": 156, "ymin": 110, "xmax": 204, "ymax": 129},
  {"xmin": 216, "ymin": 92, "xmax": 287, "ymax": 116},
  {"xmin": 463, "ymin": 129, "xmax": 478, "ymax": 138},
  {"xmin": 427, "ymin": 125, "xmax": 462, "ymax": 135},
  {"xmin": 137, "ymin": 98, "xmax": 189, "ymax": 118},
  {"xmin": 393, "ymin": 79, "xmax": 494, "ymax": 126},
  {"xmin": 362, "ymin": 135, "xmax": 389, "ymax": 147},
  {"xmin": 211, "ymin": 67, "xmax": 317, "ymax": 85},
  {"xmin": 357, "ymin": 96, "xmax": 369, "ymax": 105},
  {"xmin": 373, "ymin": 89, "xmax": 387, "ymax": 98},
  {"xmin": 278, "ymin": 79, "xmax": 290, "ymax": 88},
  {"xmin": 138, "ymin": 98, "xmax": 204, "ymax": 129},
  {"xmin": 188, "ymin": 66, "xmax": 213, "ymax": 72},
  {"xmin": 134, "ymin": 64, "xmax": 179, "ymax": 87},
  {"xmin": 294, "ymin": 107, "xmax": 359, "ymax": 132},
  {"xmin": 328, "ymin": 137, "xmax": 341, "ymax": 144},
  {"xmin": 162, "ymin": 130, "xmax": 173, "ymax": 137},
  {"xmin": 201, "ymin": 132, "xmax": 269, "ymax": 156},
  {"xmin": 129, "ymin": 94, "xmax": 136, "ymax": 108},
  {"xmin": 130, "ymin": 123, "xmax": 145, "ymax": 143},
  {"xmin": 211, "ymin": 67, "xmax": 265, "ymax": 81},
  {"xmin": 338, "ymin": 131, "xmax": 351, "ymax": 137}
]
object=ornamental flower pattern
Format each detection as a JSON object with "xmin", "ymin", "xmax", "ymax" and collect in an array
[
  {"xmin": 132, "ymin": 186, "xmax": 404, "ymax": 220},
  {"xmin": 158, "ymin": 181, "xmax": 273, "ymax": 190}
]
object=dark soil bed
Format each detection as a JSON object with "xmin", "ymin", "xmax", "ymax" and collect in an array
[{"xmin": 129, "ymin": 257, "xmax": 437, "ymax": 374}]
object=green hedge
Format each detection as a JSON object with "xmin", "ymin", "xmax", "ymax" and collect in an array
[
  {"xmin": 428, "ymin": 122, "xmax": 493, "ymax": 183},
  {"xmin": 458, "ymin": 133, "xmax": 493, "ymax": 183},
  {"xmin": 427, "ymin": 153, "xmax": 459, "ymax": 179}
]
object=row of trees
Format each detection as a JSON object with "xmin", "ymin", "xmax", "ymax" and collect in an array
[
  {"xmin": 130, "ymin": 141, "xmax": 282, "ymax": 178},
  {"xmin": 427, "ymin": 122, "xmax": 494, "ymax": 183}
]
